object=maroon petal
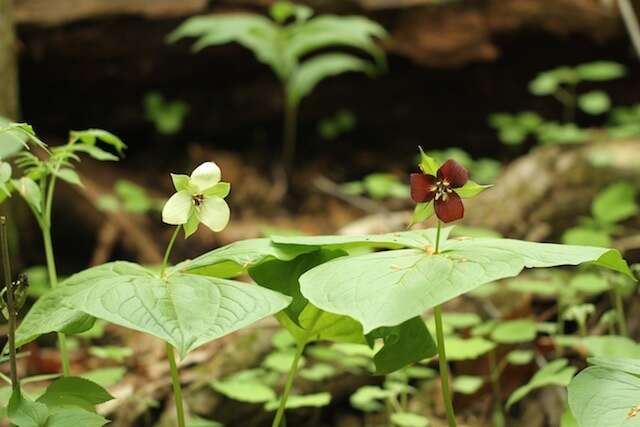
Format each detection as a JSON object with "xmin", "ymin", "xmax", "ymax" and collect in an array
[
  {"xmin": 435, "ymin": 191, "xmax": 464, "ymax": 223},
  {"xmin": 437, "ymin": 159, "xmax": 469, "ymax": 188},
  {"xmin": 410, "ymin": 173, "xmax": 437, "ymax": 203}
]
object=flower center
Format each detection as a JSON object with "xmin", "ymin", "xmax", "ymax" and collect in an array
[
  {"xmin": 193, "ymin": 194, "xmax": 205, "ymax": 206},
  {"xmin": 432, "ymin": 179, "xmax": 453, "ymax": 201}
]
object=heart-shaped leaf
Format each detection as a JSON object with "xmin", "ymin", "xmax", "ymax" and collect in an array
[
  {"xmin": 62, "ymin": 262, "xmax": 291, "ymax": 356},
  {"xmin": 298, "ymin": 232, "xmax": 631, "ymax": 332},
  {"xmin": 569, "ymin": 365, "xmax": 640, "ymax": 427},
  {"xmin": 177, "ymin": 238, "xmax": 315, "ymax": 278}
]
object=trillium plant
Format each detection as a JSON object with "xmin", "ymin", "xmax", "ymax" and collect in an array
[{"xmin": 6, "ymin": 135, "xmax": 636, "ymax": 427}]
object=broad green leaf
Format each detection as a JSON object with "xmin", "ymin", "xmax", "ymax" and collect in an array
[
  {"xmin": 63, "ymin": 262, "xmax": 291, "ymax": 357},
  {"xmin": 506, "ymin": 350, "xmax": 534, "ymax": 365},
  {"xmin": 299, "ymin": 363, "xmax": 336, "ymax": 381},
  {"xmin": 177, "ymin": 238, "xmax": 315, "ymax": 278},
  {"xmin": 277, "ymin": 305, "xmax": 366, "ymax": 347},
  {"xmin": 287, "ymin": 53, "xmax": 375, "ymax": 107},
  {"xmin": 449, "ymin": 225, "xmax": 501, "ymax": 239},
  {"xmin": 69, "ymin": 129, "xmax": 126, "ymax": 155},
  {"xmin": 529, "ymin": 73, "xmax": 560, "ymax": 96},
  {"xmin": 13, "ymin": 177, "xmax": 42, "ymax": 213},
  {"xmin": 390, "ymin": 412, "xmax": 430, "ymax": 427},
  {"xmin": 578, "ymin": 91, "xmax": 611, "ymax": 115},
  {"xmin": 561, "ymin": 407, "xmax": 579, "ymax": 427},
  {"xmin": 350, "ymin": 385, "xmax": 391, "ymax": 412},
  {"xmin": 264, "ymin": 349, "xmax": 306, "ymax": 373},
  {"xmin": 453, "ymin": 375, "xmax": 484, "ymax": 395},
  {"xmin": 0, "ymin": 162, "xmax": 11, "ymax": 183},
  {"xmin": 562, "ymin": 227, "xmax": 612, "ymax": 248},
  {"xmin": 167, "ymin": 15, "xmax": 288, "ymax": 79},
  {"xmin": 506, "ymin": 359, "xmax": 576, "ymax": 409},
  {"xmin": 264, "ymin": 393, "xmax": 331, "ymax": 411},
  {"xmin": 249, "ymin": 249, "xmax": 345, "ymax": 322},
  {"xmin": 69, "ymin": 144, "xmax": 119, "ymax": 161},
  {"xmin": 0, "ymin": 117, "xmax": 29, "ymax": 158},
  {"xmin": 8, "ymin": 391, "xmax": 48, "ymax": 427},
  {"xmin": 285, "ymin": 15, "xmax": 387, "ymax": 66},
  {"xmin": 15, "ymin": 262, "xmax": 143, "ymax": 347},
  {"xmin": 45, "ymin": 408, "xmax": 108, "ymax": 427},
  {"xmin": 211, "ymin": 379, "xmax": 276, "ymax": 403},
  {"xmin": 491, "ymin": 319, "xmax": 537, "ymax": 344},
  {"xmin": 37, "ymin": 377, "xmax": 113, "ymax": 411},
  {"xmin": 456, "ymin": 181, "xmax": 491, "ymax": 198},
  {"xmin": 272, "ymin": 227, "xmax": 449, "ymax": 252},
  {"xmin": 366, "ymin": 316, "xmax": 437, "ymax": 374},
  {"xmin": 445, "ymin": 337, "xmax": 495, "ymax": 361},
  {"xmin": 569, "ymin": 273, "xmax": 609, "ymax": 295},
  {"xmin": 575, "ymin": 61, "xmax": 626, "ymax": 81},
  {"xmin": 556, "ymin": 335, "xmax": 640, "ymax": 358},
  {"xmin": 588, "ymin": 357, "xmax": 640, "ymax": 375},
  {"xmin": 80, "ymin": 368, "xmax": 126, "ymax": 388},
  {"xmin": 441, "ymin": 312, "xmax": 481, "ymax": 329},
  {"xmin": 592, "ymin": 182, "xmax": 638, "ymax": 224},
  {"xmin": 299, "ymin": 232, "xmax": 631, "ymax": 333},
  {"xmin": 412, "ymin": 202, "xmax": 434, "ymax": 225},
  {"xmin": 569, "ymin": 366, "xmax": 640, "ymax": 427},
  {"xmin": 53, "ymin": 169, "xmax": 82, "ymax": 187}
]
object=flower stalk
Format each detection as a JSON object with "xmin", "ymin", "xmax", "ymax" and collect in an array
[
  {"xmin": 432, "ymin": 220, "xmax": 457, "ymax": 427},
  {"xmin": 1, "ymin": 216, "xmax": 19, "ymax": 394}
]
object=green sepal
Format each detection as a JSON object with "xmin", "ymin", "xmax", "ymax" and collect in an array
[
  {"xmin": 411, "ymin": 202, "xmax": 434, "ymax": 225},
  {"xmin": 366, "ymin": 316, "xmax": 437, "ymax": 375},
  {"xmin": 418, "ymin": 147, "xmax": 439, "ymax": 175},
  {"xmin": 456, "ymin": 180, "xmax": 492, "ymax": 199}
]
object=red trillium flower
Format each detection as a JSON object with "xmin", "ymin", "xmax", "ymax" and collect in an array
[{"xmin": 410, "ymin": 159, "xmax": 469, "ymax": 223}]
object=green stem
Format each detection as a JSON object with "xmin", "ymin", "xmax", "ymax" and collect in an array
[
  {"xmin": 1, "ymin": 217, "xmax": 19, "ymax": 394},
  {"xmin": 434, "ymin": 305, "xmax": 456, "ymax": 427},
  {"xmin": 433, "ymin": 220, "xmax": 456, "ymax": 427},
  {"xmin": 488, "ymin": 350, "xmax": 505, "ymax": 426},
  {"xmin": 161, "ymin": 227, "xmax": 180, "ymax": 277},
  {"xmin": 612, "ymin": 283, "xmax": 628, "ymax": 337},
  {"xmin": 272, "ymin": 309, "xmax": 323, "ymax": 427},
  {"xmin": 166, "ymin": 342, "xmax": 186, "ymax": 427},
  {"xmin": 282, "ymin": 92, "xmax": 298, "ymax": 175},
  {"xmin": 42, "ymin": 226, "xmax": 70, "ymax": 377}
]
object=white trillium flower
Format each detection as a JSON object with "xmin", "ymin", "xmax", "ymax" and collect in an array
[{"xmin": 162, "ymin": 161, "xmax": 230, "ymax": 237}]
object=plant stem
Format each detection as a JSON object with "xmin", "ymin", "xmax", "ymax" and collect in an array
[
  {"xmin": 611, "ymin": 283, "xmax": 628, "ymax": 337},
  {"xmin": 488, "ymin": 350, "xmax": 505, "ymax": 427},
  {"xmin": 161, "ymin": 226, "xmax": 180, "ymax": 277},
  {"xmin": 42, "ymin": 225, "xmax": 71, "ymax": 377},
  {"xmin": 282, "ymin": 91, "xmax": 298, "ymax": 175},
  {"xmin": 433, "ymin": 220, "xmax": 456, "ymax": 427},
  {"xmin": 272, "ymin": 309, "xmax": 323, "ymax": 427},
  {"xmin": 40, "ymin": 170, "xmax": 71, "ymax": 377},
  {"xmin": 434, "ymin": 221, "xmax": 442, "ymax": 253},
  {"xmin": 272, "ymin": 342, "xmax": 304, "ymax": 427},
  {"xmin": 166, "ymin": 342, "xmax": 186, "ymax": 427},
  {"xmin": 434, "ymin": 305, "xmax": 456, "ymax": 427},
  {"xmin": 618, "ymin": 0, "xmax": 640, "ymax": 60},
  {"xmin": 1, "ymin": 216, "xmax": 19, "ymax": 394}
]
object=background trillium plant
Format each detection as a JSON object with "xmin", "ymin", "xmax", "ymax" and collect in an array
[{"xmin": 162, "ymin": 161, "xmax": 231, "ymax": 237}]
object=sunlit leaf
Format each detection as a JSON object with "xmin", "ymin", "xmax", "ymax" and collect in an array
[{"xmin": 507, "ymin": 359, "xmax": 576, "ymax": 409}]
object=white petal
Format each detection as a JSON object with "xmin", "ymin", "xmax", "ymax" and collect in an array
[
  {"xmin": 162, "ymin": 191, "xmax": 193, "ymax": 225},
  {"xmin": 190, "ymin": 162, "xmax": 221, "ymax": 192},
  {"xmin": 196, "ymin": 197, "xmax": 230, "ymax": 232}
]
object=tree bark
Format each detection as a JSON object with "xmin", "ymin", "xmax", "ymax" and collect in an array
[{"xmin": 0, "ymin": 0, "xmax": 19, "ymax": 120}]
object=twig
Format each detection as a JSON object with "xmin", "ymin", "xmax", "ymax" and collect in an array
[
  {"xmin": 618, "ymin": 0, "xmax": 640, "ymax": 59},
  {"xmin": 90, "ymin": 219, "xmax": 120, "ymax": 266},
  {"xmin": 313, "ymin": 175, "xmax": 388, "ymax": 214},
  {"xmin": 0, "ymin": 216, "xmax": 19, "ymax": 393}
]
